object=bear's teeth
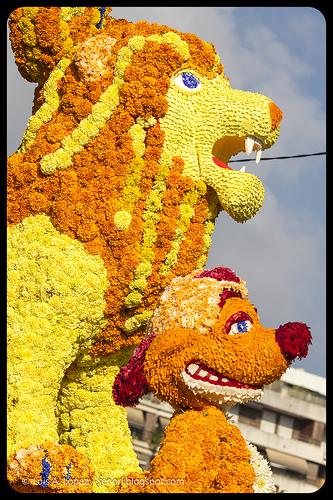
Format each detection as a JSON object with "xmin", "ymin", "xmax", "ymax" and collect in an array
[
  {"xmin": 256, "ymin": 149, "xmax": 262, "ymax": 164},
  {"xmin": 187, "ymin": 364, "xmax": 198, "ymax": 375}
]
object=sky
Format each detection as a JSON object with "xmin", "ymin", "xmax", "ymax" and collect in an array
[{"xmin": 7, "ymin": 7, "xmax": 326, "ymax": 377}]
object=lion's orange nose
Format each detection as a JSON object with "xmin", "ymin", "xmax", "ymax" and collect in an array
[{"xmin": 269, "ymin": 101, "xmax": 283, "ymax": 131}]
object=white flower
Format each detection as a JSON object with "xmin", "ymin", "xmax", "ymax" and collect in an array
[
  {"xmin": 253, "ymin": 474, "xmax": 276, "ymax": 493},
  {"xmin": 247, "ymin": 442, "xmax": 276, "ymax": 493}
]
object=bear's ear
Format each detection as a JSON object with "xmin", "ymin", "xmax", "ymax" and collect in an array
[
  {"xmin": 8, "ymin": 7, "xmax": 112, "ymax": 84},
  {"xmin": 113, "ymin": 332, "xmax": 157, "ymax": 407}
]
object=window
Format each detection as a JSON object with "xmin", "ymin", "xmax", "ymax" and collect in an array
[
  {"xmin": 292, "ymin": 418, "xmax": 320, "ymax": 444},
  {"xmin": 238, "ymin": 405, "xmax": 262, "ymax": 428}
]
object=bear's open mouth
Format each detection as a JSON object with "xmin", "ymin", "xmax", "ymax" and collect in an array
[
  {"xmin": 212, "ymin": 135, "xmax": 263, "ymax": 173},
  {"xmin": 183, "ymin": 360, "xmax": 262, "ymax": 390}
]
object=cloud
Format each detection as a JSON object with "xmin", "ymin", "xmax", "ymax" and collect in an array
[
  {"xmin": 207, "ymin": 186, "xmax": 324, "ymax": 316},
  {"xmin": 211, "ymin": 9, "xmax": 326, "ymax": 186},
  {"xmin": 112, "ymin": 6, "xmax": 236, "ymax": 42},
  {"xmin": 284, "ymin": 7, "xmax": 326, "ymax": 56},
  {"xmin": 242, "ymin": 22, "xmax": 313, "ymax": 82}
]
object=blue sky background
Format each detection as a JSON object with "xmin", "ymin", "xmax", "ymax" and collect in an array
[{"xmin": 7, "ymin": 7, "xmax": 326, "ymax": 377}]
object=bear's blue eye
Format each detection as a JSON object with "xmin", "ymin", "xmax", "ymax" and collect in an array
[
  {"xmin": 230, "ymin": 320, "xmax": 252, "ymax": 335},
  {"xmin": 174, "ymin": 72, "xmax": 201, "ymax": 90},
  {"xmin": 237, "ymin": 321, "xmax": 249, "ymax": 332}
]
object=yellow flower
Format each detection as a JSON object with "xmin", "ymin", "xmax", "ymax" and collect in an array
[
  {"xmin": 127, "ymin": 35, "xmax": 146, "ymax": 52},
  {"xmin": 164, "ymin": 33, "xmax": 189, "ymax": 59},
  {"xmin": 129, "ymin": 278, "xmax": 147, "ymax": 291},
  {"xmin": 113, "ymin": 211, "xmax": 132, "ymax": 231},
  {"xmin": 124, "ymin": 291, "xmax": 143, "ymax": 308},
  {"xmin": 123, "ymin": 311, "xmax": 153, "ymax": 332},
  {"xmin": 117, "ymin": 46, "xmax": 133, "ymax": 63},
  {"xmin": 179, "ymin": 203, "xmax": 195, "ymax": 219},
  {"xmin": 135, "ymin": 261, "xmax": 153, "ymax": 277}
]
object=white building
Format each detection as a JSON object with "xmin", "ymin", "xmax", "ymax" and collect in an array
[{"xmin": 126, "ymin": 367, "xmax": 326, "ymax": 493}]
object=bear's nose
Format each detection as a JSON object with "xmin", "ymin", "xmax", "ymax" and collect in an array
[
  {"xmin": 275, "ymin": 322, "xmax": 312, "ymax": 360},
  {"xmin": 269, "ymin": 101, "xmax": 283, "ymax": 131}
]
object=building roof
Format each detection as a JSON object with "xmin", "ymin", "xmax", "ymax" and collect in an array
[{"xmin": 281, "ymin": 367, "xmax": 326, "ymax": 396}]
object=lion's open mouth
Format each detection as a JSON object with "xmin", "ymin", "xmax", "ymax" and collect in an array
[
  {"xmin": 183, "ymin": 360, "xmax": 262, "ymax": 390},
  {"xmin": 198, "ymin": 135, "xmax": 266, "ymax": 223},
  {"xmin": 212, "ymin": 135, "xmax": 263, "ymax": 173}
]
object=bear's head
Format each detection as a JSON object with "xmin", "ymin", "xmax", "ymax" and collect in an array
[{"xmin": 114, "ymin": 267, "xmax": 311, "ymax": 410}]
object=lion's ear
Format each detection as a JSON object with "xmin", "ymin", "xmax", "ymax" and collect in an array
[
  {"xmin": 74, "ymin": 35, "xmax": 117, "ymax": 83},
  {"xmin": 8, "ymin": 7, "xmax": 112, "ymax": 84}
]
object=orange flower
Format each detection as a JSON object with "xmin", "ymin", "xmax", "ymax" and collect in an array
[{"xmin": 117, "ymin": 407, "xmax": 254, "ymax": 493}]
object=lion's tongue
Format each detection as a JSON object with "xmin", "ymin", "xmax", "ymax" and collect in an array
[{"xmin": 212, "ymin": 156, "xmax": 233, "ymax": 170}]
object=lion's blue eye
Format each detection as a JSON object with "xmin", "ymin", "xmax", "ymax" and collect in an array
[
  {"xmin": 174, "ymin": 72, "xmax": 201, "ymax": 90},
  {"xmin": 230, "ymin": 320, "xmax": 252, "ymax": 335},
  {"xmin": 182, "ymin": 73, "xmax": 200, "ymax": 88}
]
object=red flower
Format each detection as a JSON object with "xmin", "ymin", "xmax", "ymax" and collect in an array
[
  {"xmin": 275, "ymin": 322, "xmax": 312, "ymax": 360},
  {"xmin": 218, "ymin": 289, "xmax": 242, "ymax": 309},
  {"xmin": 196, "ymin": 266, "xmax": 240, "ymax": 283},
  {"xmin": 113, "ymin": 331, "xmax": 157, "ymax": 406}
]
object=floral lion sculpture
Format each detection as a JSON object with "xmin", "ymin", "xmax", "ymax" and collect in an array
[
  {"xmin": 113, "ymin": 267, "xmax": 312, "ymax": 493},
  {"xmin": 8, "ymin": 6, "xmax": 283, "ymax": 493}
]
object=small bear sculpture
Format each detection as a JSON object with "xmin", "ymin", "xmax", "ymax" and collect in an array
[{"xmin": 114, "ymin": 267, "xmax": 311, "ymax": 493}]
